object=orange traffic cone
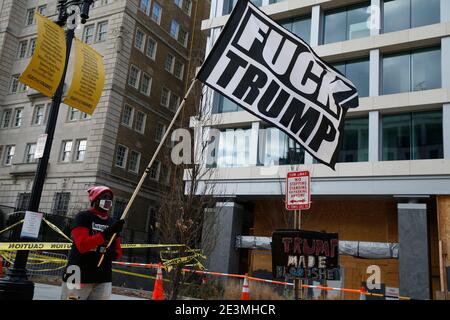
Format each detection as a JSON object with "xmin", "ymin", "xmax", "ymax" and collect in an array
[
  {"xmin": 241, "ymin": 274, "xmax": 250, "ymax": 300},
  {"xmin": 360, "ymin": 286, "xmax": 367, "ymax": 300},
  {"xmin": 152, "ymin": 264, "xmax": 164, "ymax": 300}
]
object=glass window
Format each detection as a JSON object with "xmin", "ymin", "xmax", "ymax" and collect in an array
[
  {"xmin": 149, "ymin": 160, "xmax": 161, "ymax": 181},
  {"xmin": 140, "ymin": 0, "xmax": 151, "ymax": 14},
  {"xmin": 18, "ymin": 41, "xmax": 28, "ymax": 59},
  {"xmin": 68, "ymin": 107, "xmax": 80, "ymax": 121},
  {"xmin": 169, "ymin": 93, "xmax": 179, "ymax": 112},
  {"xmin": 75, "ymin": 139, "xmax": 87, "ymax": 161},
  {"xmin": 1, "ymin": 109, "xmax": 12, "ymax": 128},
  {"xmin": 135, "ymin": 29, "xmax": 145, "ymax": 51},
  {"xmin": 347, "ymin": 4, "xmax": 371, "ymax": 40},
  {"xmin": 178, "ymin": 29, "xmax": 188, "ymax": 47},
  {"xmin": 17, "ymin": 193, "xmax": 31, "ymax": 211},
  {"xmin": 122, "ymin": 105, "xmax": 133, "ymax": 126},
  {"xmin": 13, "ymin": 109, "xmax": 23, "ymax": 127},
  {"xmin": 53, "ymin": 192, "xmax": 70, "ymax": 216},
  {"xmin": 170, "ymin": 20, "xmax": 179, "ymax": 39},
  {"xmin": 134, "ymin": 111, "xmax": 146, "ymax": 133},
  {"xmin": 141, "ymin": 73, "xmax": 152, "ymax": 96},
  {"xmin": 213, "ymin": 94, "xmax": 243, "ymax": 113},
  {"xmin": 216, "ymin": 128, "xmax": 252, "ymax": 167},
  {"xmin": 129, "ymin": 151, "xmax": 141, "ymax": 173},
  {"xmin": 112, "ymin": 199, "xmax": 127, "ymax": 220},
  {"xmin": 33, "ymin": 104, "xmax": 45, "ymax": 125},
  {"xmin": 115, "ymin": 145, "xmax": 128, "ymax": 168},
  {"xmin": 26, "ymin": 8, "xmax": 35, "ymax": 26},
  {"xmin": 83, "ymin": 25, "xmax": 95, "ymax": 44},
  {"xmin": 411, "ymin": 0, "xmax": 440, "ymax": 28},
  {"xmin": 4, "ymin": 145, "xmax": 15, "ymax": 166},
  {"xmin": 37, "ymin": 5, "xmax": 47, "ymax": 15},
  {"xmin": 10, "ymin": 75, "xmax": 20, "ymax": 93},
  {"xmin": 382, "ymin": 52, "xmax": 410, "ymax": 95},
  {"xmin": 183, "ymin": 0, "xmax": 192, "ymax": 15},
  {"xmin": 97, "ymin": 21, "xmax": 108, "ymax": 42},
  {"xmin": 383, "ymin": 47, "xmax": 441, "ymax": 94},
  {"xmin": 411, "ymin": 110, "xmax": 443, "ymax": 159},
  {"xmin": 292, "ymin": 16, "xmax": 311, "ymax": 44},
  {"xmin": 279, "ymin": 15, "xmax": 311, "ymax": 44},
  {"xmin": 152, "ymin": 2, "xmax": 162, "ymax": 24},
  {"xmin": 383, "ymin": 0, "xmax": 440, "ymax": 33},
  {"xmin": 382, "ymin": 110, "xmax": 443, "ymax": 160},
  {"xmin": 165, "ymin": 54, "xmax": 175, "ymax": 73},
  {"xmin": 383, "ymin": 0, "xmax": 410, "ymax": 33},
  {"xmin": 25, "ymin": 143, "xmax": 37, "ymax": 163},
  {"xmin": 174, "ymin": 61, "xmax": 184, "ymax": 80},
  {"xmin": 323, "ymin": 3, "xmax": 370, "ymax": 44},
  {"xmin": 259, "ymin": 127, "xmax": 305, "ymax": 166},
  {"xmin": 333, "ymin": 58, "xmax": 370, "ymax": 97},
  {"xmin": 128, "ymin": 65, "xmax": 141, "ymax": 88},
  {"xmin": 61, "ymin": 141, "xmax": 73, "ymax": 162},
  {"xmin": 146, "ymin": 38, "xmax": 157, "ymax": 59},
  {"xmin": 338, "ymin": 117, "xmax": 369, "ymax": 162},
  {"xmin": 161, "ymin": 88, "xmax": 170, "ymax": 107},
  {"xmin": 27, "ymin": 38, "xmax": 36, "ymax": 57},
  {"xmin": 412, "ymin": 48, "xmax": 441, "ymax": 91},
  {"xmin": 323, "ymin": 8, "xmax": 347, "ymax": 44},
  {"xmin": 155, "ymin": 123, "xmax": 166, "ymax": 142}
]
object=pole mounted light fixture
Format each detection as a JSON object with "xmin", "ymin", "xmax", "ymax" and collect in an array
[{"xmin": 0, "ymin": 0, "xmax": 94, "ymax": 301}]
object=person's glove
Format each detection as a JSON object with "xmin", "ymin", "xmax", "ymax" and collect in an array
[{"xmin": 102, "ymin": 219, "xmax": 125, "ymax": 240}]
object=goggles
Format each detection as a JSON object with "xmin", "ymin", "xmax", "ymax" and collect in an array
[{"xmin": 99, "ymin": 199, "xmax": 112, "ymax": 211}]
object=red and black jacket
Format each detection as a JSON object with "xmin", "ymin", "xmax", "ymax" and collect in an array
[{"xmin": 64, "ymin": 208, "xmax": 122, "ymax": 284}]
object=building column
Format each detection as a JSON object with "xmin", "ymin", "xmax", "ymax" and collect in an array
[
  {"xmin": 310, "ymin": 5, "xmax": 322, "ymax": 46},
  {"xmin": 370, "ymin": 49, "xmax": 380, "ymax": 96},
  {"xmin": 441, "ymin": 0, "xmax": 450, "ymax": 22},
  {"xmin": 442, "ymin": 37, "xmax": 450, "ymax": 89},
  {"xmin": 444, "ymin": 104, "xmax": 450, "ymax": 159},
  {"xmin": 397, "ymin": 202, "xmax": 430, "ymax": 299},
  {"xmin": 249, "ymin": 122, "xmax": 260, "ymax": 166},
  {"xmin": 370, "ymin": 0, "xmax": 381, "ymax": 36},
  {"xmin": 369, "ymin": 111, "xmax": 379, "ymax": 162},
  {"xmin": 437, "ymin": 196, "xmax": 450, "ymax": 296},
  {"xmin": 202, "ymin": 202, "xmax": 245, "ymax": 274}
]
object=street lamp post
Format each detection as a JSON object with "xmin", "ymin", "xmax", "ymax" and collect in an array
[{"xmin": 0, "ymin": 0, "xmax": 93, "ymax": 300}]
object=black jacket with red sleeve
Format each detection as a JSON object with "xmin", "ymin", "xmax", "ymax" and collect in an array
[{"xmin": 63, "ymin": 208, "xmax": 122, "ymax": 284}]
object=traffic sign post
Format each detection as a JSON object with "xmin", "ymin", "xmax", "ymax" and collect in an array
[
  {"xmin": 286, "ymin": 171, "xmax": 310, "ymax": 211},
  {"xmin": 286, "ymin": 171, "xmax": 311, "ymax": 300}
]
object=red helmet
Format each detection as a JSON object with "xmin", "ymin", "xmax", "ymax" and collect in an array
[{"xmin": 87, "ymin": 186, "xmax": 113, "ymax": 203}]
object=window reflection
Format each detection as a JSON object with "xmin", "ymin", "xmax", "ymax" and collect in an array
[
  {"xmin": 382, "ymin": 110, "xmax": 443, "ymax": 161},
  {"xmin": 259, "ymin": 127, "xmax": 305, "ymax": 166}
]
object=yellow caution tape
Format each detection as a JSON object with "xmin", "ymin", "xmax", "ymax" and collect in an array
[
  {"xmin": 0, "ymin": 219, "xmax": 24, "ymax": 235},
  {"xmin": 42, "ymin": 218, "xmax": 72, "ymax": 242},
  {"xmin": 0, "ymin": 243, "xmax": 72, "ymax": 251},
  {"xmin": 0, "ymin": 242, "xmax": 191, "ymax": 251}
]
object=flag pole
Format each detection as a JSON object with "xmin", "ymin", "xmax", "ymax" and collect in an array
[{"xmin": 97, "ymin": 78, "xmax": 198, "ymax": 267}]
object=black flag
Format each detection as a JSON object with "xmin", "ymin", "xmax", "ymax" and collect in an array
[{"xmin": 196, "ymin": 0, "xmax": 359, "ymax": 169}]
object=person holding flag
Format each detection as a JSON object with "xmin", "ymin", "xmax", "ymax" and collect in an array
[{"xmin": 60, "ymin": 186, "xmax": 125, "ymax": 300}]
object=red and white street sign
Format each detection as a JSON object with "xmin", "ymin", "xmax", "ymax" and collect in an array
[{"xmin": 286, "ymin": 171, "xmax": 310, "ymax": 211}]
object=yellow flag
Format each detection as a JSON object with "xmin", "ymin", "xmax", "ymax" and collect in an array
[
  {"xmin": 19, "ymin": 13, "xmax": 66, "ymax": 97},
  {"xmin": 63, "ymin": 38, "xmax": 105, "ymax": 115}
]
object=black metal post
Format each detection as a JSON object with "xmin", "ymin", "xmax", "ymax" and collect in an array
[{"xmin": 0, "ymin": 0, "xmax": 92, "ymax": 300}]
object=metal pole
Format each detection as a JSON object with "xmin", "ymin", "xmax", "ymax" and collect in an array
[
  {"xmin": 294, "ymin": 209, "xmax": 303, "ymax": 300},
  {"xmin": 0, "ymin": 0, "xmax": 90, "ymax": 300}
]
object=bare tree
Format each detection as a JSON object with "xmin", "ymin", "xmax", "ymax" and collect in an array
[{"xmin": 155, "ymin": 82, "xmax": 224, "ymax": 300}]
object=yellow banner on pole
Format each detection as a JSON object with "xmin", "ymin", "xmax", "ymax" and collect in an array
[
  {"xmin": 63, "ymin": 38, "xmax": 105, "ymax": 115},
  {"xmin": 19, "ymin": 13, "xmax": 66, "ymax": 97}
]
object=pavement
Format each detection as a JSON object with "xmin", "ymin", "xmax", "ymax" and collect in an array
[{"xmin": 33, "ymin": 283, "xmax": 146, "ymax": 300}]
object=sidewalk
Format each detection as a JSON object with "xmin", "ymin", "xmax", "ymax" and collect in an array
[{"xmin": 33, "ymin": 283, "xmax": 146, "ymax": 300}]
